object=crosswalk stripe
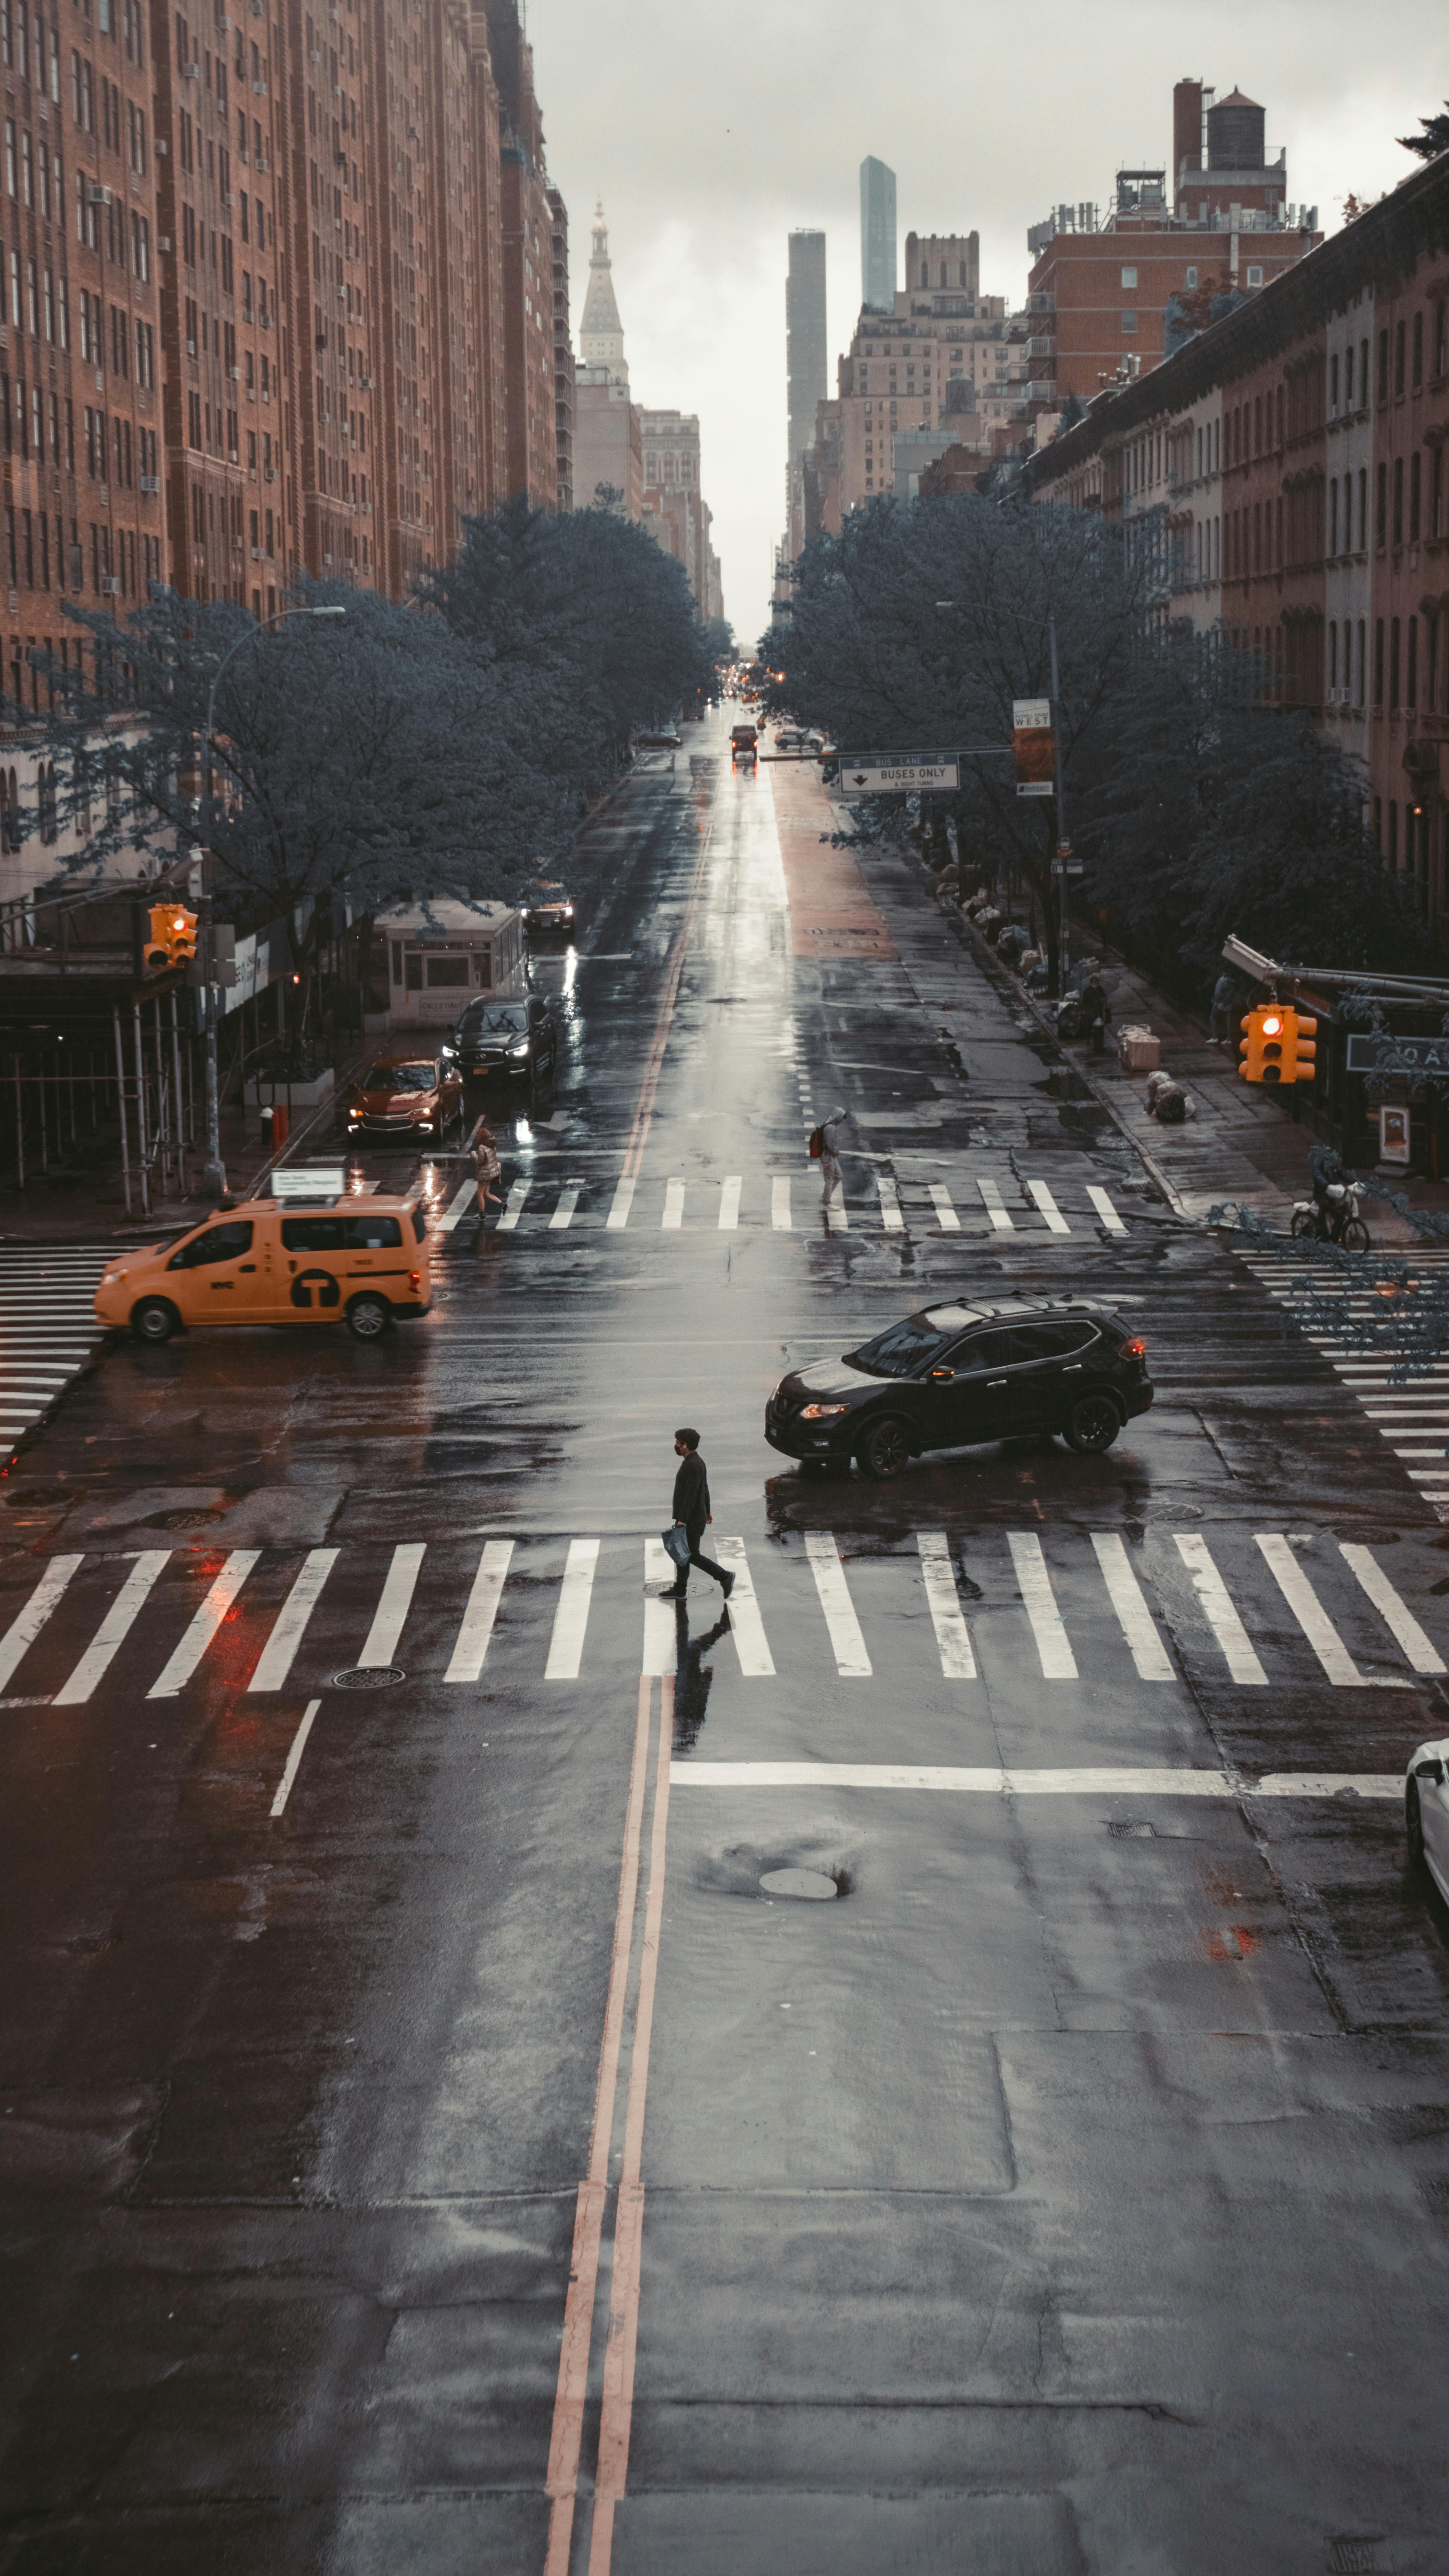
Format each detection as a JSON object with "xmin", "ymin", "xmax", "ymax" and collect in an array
[
  {"xmin": 877, "ymin": 1176, "xmax": 903, "ymax": 1232},
  {"xmin": 771, "ymin": 1177, "xmax": 791, "ymax": 1230},
  {"xmin": 270, "ymin": 1698, "xmax": 321, "ymax": 1818},
  {"xmin": 662, "ymin": 1179, "xmax": 685, "ymax": 1230},
  {"xmin": 915, "ymin": 1531, "xmax": 976, "ymax": 1677},
  {"xmin": 546, "ymin": 1538, "xmax": 599, "ymax": 1679},
  {"xmin": 825, "ymin": 1197, "xmax": 849, "ymax": 1232},
  {"xmin": 804, "ymin": 1531, "xmax": 871, "ymax": 1676},
  {"xmin": 249, "ymin": 1549, "xmax": 339, "ymax": 1692},
  {"xmin": 671, "ymin": 1762, "xmax": 1403, "ymax": 1798},
  {"xmin": 550, "ymin": 1179, "xmax": 583, "ymax": 1230},
  {"xmin": 53, "ymin": 1551, "xmax": 171, "ymax": 1704},
  {"xmin": 1007, "ymin": 1532, "xmax": 1077, "ymax": 1678},
  {"xmin": 928, "ymin": 1182, "xmax": 960, "ymax": 1232},
  {"xmin": 718, "ymin": 1176, "xmax": 741, "ymax": 1230},
  {"xmin": 1027, "ymin": 1178, "xmax": 1072, "ymax": 1236},
  {"xmin": 147, "ymin": 1550, "xmax": 261, "ymax": 1698},
  {"xmin": 444, "ymin": 1539, "xmax": 514, "ymax": 1681},
  {"xmin": 1174, "ymin": 1533, "xmax": 1267, "ymax": 1683},
  {"xmin": 1087, "ymin": 1185, "xmax": 1128, "ymax": 1236},
  {"xmin": 1255, "ymin": 1534, "xmax": 1373, "ymax": 1686},
  {"xmin": 1090, "ymin": 1533, "xmax": 1175, "ymax": 1679},
  {"xmin": 497, "ymin": 1178, "xmax": 531, "ymax": 1230},
  {"xmin": 1338, "ymin": 1543, "xmax": 1446, "ymax": 1674},
  {"xmin": 606, "ymin": 1176, "xmax": 635, "ymax": 1230},
  {"xmin": 0, "ymin": 1554, "xmax": 83, "ymax": 1691},
  {"xmin": 437, "ymin": 1177, "xmax": 477, "ymax": 1233},
  {"xmin": 715, "ymin": 1536, "xmax": 775, "ymax": 1675},
  {"xmin": 977, "ymin": 1175, "xmax": 1015, "ymax": 1233},
  {"xmin": 359, "ymin": 1542, "xmax": 426, "ymax": 1667}
]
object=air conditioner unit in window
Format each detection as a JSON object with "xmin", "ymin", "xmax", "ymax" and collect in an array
[
  {"xmin": 309, "ymin": 46, "xmax": 321, "ymax": 59},
  {"xmin": 186, "ymin": 337, "xmax": 196, "ymax": 353},
  {"xmin": 252, "ymin": 79, "xmax": 266, "ymax": 94},
  {"xmin": 100, "ymin": 574, "xmax": 121, "ymax": 592},
  {"xmin": 251, "ymin": 544, "xmax": 262, "ymax": 559},
  {"xmin": 158, "ymin": 235, "xmax": 171, "ymax": 251},
  {"xmin": 139, "ymin": 473, "xmax": 160, "ymax": 492},
  {"xmin": 183, "ymin": 59, "xmax": 200, "ymax": 76},
  {"xmin": 88, "ymin": 183, "xmax": 112, "ymax": 204},
  {"xmin": 255, "ymin": 155, "xmax": 268, "ymax": 170},
  {"xmin": 229, "ymin": 447, "xmax": 239, "ymax": 462},
  {"xmin": 264, "ymin": 466, "xmax": 276, "ymax": 480},
  {"xmin": 230, "ymin": 365, "xmax": 240, "ymax": 379}
]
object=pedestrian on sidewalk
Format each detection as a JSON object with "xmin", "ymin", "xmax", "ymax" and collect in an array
[
  {"xmin": 810, "ymin": 1104, "xmax": 848, "ymax": 1212},
  {"xmin": 1077, "ymin": 972, "xmax": 1110, "ymax": 1057},
  {"xmin": 465, "ymin": 1112, "xmax": 502, "ymax": 1229},
  {"xmin": 660, "ymin": 1428, "xmax": 735, "ymax": 1603},
  {"xmin": 1210, "ymin": 971, "xmax": 1239, "ymax": 1048}
]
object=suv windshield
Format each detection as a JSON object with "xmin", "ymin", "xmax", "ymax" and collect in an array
[
  {"xmin": 847, "ymin": 1315, "xmax": 963, "ymax": 1378},
  {"xmin": 368, "ymin": 1063, "xmax": 435, "ymax": 1091},
  {"xmin": 464, "ymin": 1005, "xmax": 527, "ymax": 1035}
]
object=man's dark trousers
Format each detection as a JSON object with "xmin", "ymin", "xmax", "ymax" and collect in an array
[{"xmin": 678, "ymin": 1520, "xmax": 728, "ymax": 1594}]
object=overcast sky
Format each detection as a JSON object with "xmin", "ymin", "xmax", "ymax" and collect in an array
[{"xmin": 532, "ymin": 0, "xmax": 1446, "ymax": 645}]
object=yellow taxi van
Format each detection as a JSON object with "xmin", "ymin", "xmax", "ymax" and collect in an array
[{"xmin": 94, "ymin": 1192, "xmax": 433, "ymax": 1344}]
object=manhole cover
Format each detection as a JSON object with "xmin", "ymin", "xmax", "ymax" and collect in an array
[
  {"xmin": 330, "ymin": 1665, "xmax": 405, "ymax": 1689},
  {"xmin": 1107, "ymin": 1821, "xmax": 1155, "ymax": 1839},
  {"xmin": 760, "ymin": 1868, "xmax": 838, "ymax": 1902}
]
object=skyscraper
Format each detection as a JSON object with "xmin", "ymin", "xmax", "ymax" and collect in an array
[
  {"xmin": 860, "ymin": 158, "xmax": 898, "ymax": 311},
  {"xmin": 786, "ymin": 232, "xmax": 829, "ymax": 466}
]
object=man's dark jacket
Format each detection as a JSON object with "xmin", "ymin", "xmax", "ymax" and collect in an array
[{"xmin": 673, "ymin": 1451, "xmax": 709, "ymax": 1531}]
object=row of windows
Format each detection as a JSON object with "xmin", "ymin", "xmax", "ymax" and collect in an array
[
  {"xmin": 1375, "ymin": 799, "xmax": 1447, "ymax": 893},
  {"xmin": 1376, "ymin": 306, "xmax": 1449, "ymax": 403},
  {"xmin": 3, "ymin": 504, "xmax": 159, "ymax": 598},
  {"xmin": 1372, "ymin": 608, "xmax": 1449, "ymax": 716}
]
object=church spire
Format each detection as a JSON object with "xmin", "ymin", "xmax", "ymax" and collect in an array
[{"xmin": 580, "ymin": 200, "xmax": 628, "ymax": 386}]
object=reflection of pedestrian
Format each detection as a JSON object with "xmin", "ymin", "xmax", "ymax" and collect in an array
[
  {"xmin": 465, "ymin": 1114, "xmax": 502, "ymax": 1230},
  {"xmin": 812, "ymin": 1103, "xmax": 847, "ymax": 1211},
  {"xmin": 672, "ymin": 1607, "xmax": 730, "ymax": 1753},
  {"xmin": 660, "ymin": 1428, "xmax": 735, "ymax": 1603},
  {"xmin": 1210, "ymin": 971, "xmax": 1237, "ymax": 1048}
]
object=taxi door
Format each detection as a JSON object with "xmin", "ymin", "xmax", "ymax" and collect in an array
[{"xmin": 164, "ymin": 1217, "xmax": 270, "ymax": 1323}]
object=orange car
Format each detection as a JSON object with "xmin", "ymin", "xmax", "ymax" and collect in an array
[{"xmin": 339, "ymin": 1046, "xmax": 463, "ymax": 1142}]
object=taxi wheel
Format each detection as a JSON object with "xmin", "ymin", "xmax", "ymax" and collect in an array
[
  {"xmin": 346, "ymin": 1292, "xmax": 391, "ymax": 1341},
  {"xmin": 132, "ymin": 1297, "xmax": 179, "ymax": 1344}
]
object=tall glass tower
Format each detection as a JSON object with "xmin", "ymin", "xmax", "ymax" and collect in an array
[
  {"xmin": 786, "ymin": 231, "xmax": 828, "ymax": 464},
  {"xmin": 860, "ymin": 157, "xmax": 897, "ymax": 311}
]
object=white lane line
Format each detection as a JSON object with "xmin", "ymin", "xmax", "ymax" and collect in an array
[
  {"xmin": 497, "ymin": 1179, "xmax": 532, "ymax": 1231},
  {"xmin": 1256, "ymin": 1534, "xmax": 1373, "ymax": 1686},
  {"xmin": 147, "ymin": 1551, "xmax": 261, "ymax": 1698},
  {"xmin": 1173, "ymin": 1533, "xmax": 1267, "ymax": 1684},
  {"xmin": 1337, "ymin": 1543, "xmax": 1446, "ymax": 1676},
  {"xmin": 915, "ymin": 1531, "xmax": 976, "ymax": 1678},
  {"xmin": 708, "ymin": 1536, "xmax": 771, "ymax": 1676},
  {"xmin": 437, "ymin": 1177, "xmax": 477, "ymax": 1233},
  {"xmin": 662, "ymin": 1179, "xmax": 685, "ymax": 1230},
  {"xmin": 249, "ymin": 1549, "xmax": 340, "ymax": 1692},
  {"xmin": 53, "ymin": 1552, "xmax": 171, "ymax": 1704},
  {"xmin": 825, "ymin": 1198, "xmax": 849, "ymax": 1233},
  {"xmin": 671, "ymin": 1762, "xmax": 1401, "ymax": 1798},
  {"xmin": 876, "ymin": 1176, "xmax": 904, "ymax": 1232},
  {"xmin": 718, "ymin": 1176, "xmax": 742, "ymax": 1230},
  {"xmin": 546, "ymin": 1538, "xmax": 600, "ymax": 1679},
  {"xmin": 642, "ymin": 1536, "xmax": 677, "ymax": 1676},
  {"xmin": 445, "ymin": 1540, "xmax": 515, "ymax": 1682},
  {"xmin": 606, "ymin": 1176, "xmax": 635, "ymax": 1230},
  {"xmin": 270, "ymin": 1699, "xmax": 322, "ymax": 1818},
  {"xmin": 1027, "ymin": 1178, "xmax": 1072, "ymax": 1236},
  {"xmin": 0, "ymin": 1554, "xmax": 84, "ymax": 1692},
  {"xmin": 771, "ymin": 1177, "xmax": 792, "ymax": 1231},
  {"xmin": 358, "ymin": 1542, "xmax": 426, "ymax": 1668},
  {"xmin": 1007, "ymin": 1532, "xmax": 1077, "ymax": 1679},
  {"xmin": 1090, "ymin": 1533, "xmax": 1175, "ymax": 1680},
  {"xmin": 928, "ymin": 1183, "xmax": 960, "ymax": 1232},
  {"xmin": 804, "ymin": 1531, "xmax": 871, "ymax": 1677},
  {"xmin": 1087, "ymin": 1185, "xmax": 1128, "ymax": 1236},
  {"xmin": 977, "ymin": 1175, "xmax": 1015, "ymax": 1233},
  {"xmin": 550, "ymin": 1179, "xmax": 585, "ymax": 1230}
]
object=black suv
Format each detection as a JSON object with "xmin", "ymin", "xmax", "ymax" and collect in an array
[
  {"xmin": 765, "ymin": 1296, "xmax": 1152, "ymax": 1479},
  {"xmin": 455, "ymin": 995, "xmax": 557, "ymax": 1082}
]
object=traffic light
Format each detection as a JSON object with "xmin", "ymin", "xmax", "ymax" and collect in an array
[
  {"xmin": 1238, "ymin": 1003, "xmax": 1318, "ymax": 1084},
  {"xmin": 142, "ymin": 902, "xmax": 200, "ymax": 971},
  {"xmin": 1282, "ymin": 1011, "xmax": 1317, "ymax": 1084}
]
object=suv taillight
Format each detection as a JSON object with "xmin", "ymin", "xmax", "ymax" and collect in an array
[{"xmin": 1118, "ymin": 1336, "xmax": 1146, "ymax": 1359}]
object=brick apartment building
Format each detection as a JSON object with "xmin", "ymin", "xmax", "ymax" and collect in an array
[
  {"xmin": 830, "ymin": 237, "xmax": 1007, "ymax": 513},
  {"xmin": 1028, "ymin": 149, "xmax": 1449, "ymax": 917}
]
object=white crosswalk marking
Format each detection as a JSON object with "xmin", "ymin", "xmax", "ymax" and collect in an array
[
  {"xmin": 358, "ymin": 1542, "xmax": 426, "ymax": 1667},
  {"xmin": 804, "ymin": 1531, "xmax": 871, "ymax": 1676},
  {"xmin": 1007, "ymin": 1532, "xmax": 1077, "ymax": 1678},
  {"xmin": 0, "ymin": 1243, "xmax": 134, "ymax": 1463},
  {"xmin": 928, "ymin": 1183, "xmax": 960, "ymax": 1232},
  {"xmin": 1090, "ymin": 1532, "xmax": 1175, "ymax": 1679},
  {"xmin": 249, "ymin": 1549, "xmax": 339, "ymax": 1692},
  {"xmin": 437, "ymin": 1177, "xmax": 477, "ymax": 1233},
  {"xmin": 1027, "ymin": 1179, "xmax": 1071, "ymax": 1236},
  {"xmin": 662, "ymin": 1179, "xmax": 685, "ymax": 1230},
  {"xmin": 53, "ymin": 1551, "xmax": 170, "ymax": 1704},
  {"xmin": 877, "ymin": 1176, "xmax": 904, "ymax": 1231},
  {"xmin": 718, "ymin": 1175, "xmax": 742, "ymax": 1230},
  {"xmin": 1173, "ymin": 1533, "xmax": 1267, "ymax": 1684},
  {"xmin": 549, "ymin": 1179, "xmax": 584, "ymax": 1229},
  {"xmin": 1339, "ymin": 1543, "xmax": 1446, "ymax": 1674},
  {"xmin": 444, "ymin": 1540, "xmax": 514, "ymax": 1682},
  {"xmin": 977, "ymin": 1175, "xmax": 1015, "ymax": 1233},
  {"xmin": 642, "ymin": 1537, "xmax": 677, "ymax": 1674},
  {"xmin": 825, "ymin": 1197, "xmax": 849, "ymax": 1232},
  {"xmin": 771, "ymin": 1176, "xmax": 792, "ymax": 1230},
  {"xmin": 496, "ymin": 1178, "xmax": 531, "ymax": 1230},
  {"xmin": 0, "ymin": 1554, "xmax": 83, "ymax": 1691},
  {"xmin": 715, "ymin": 1536, "xmax": 776, "ymax": 1675},
  {"xmin": 915, "ymin": 1531, "xmax": 976, "ymax": 1677},
  {"xmin": 546, "ymin": 1538, "xmax": 599, "ymax": 1679},
  {"xmin": 147, "ymin": 1550, "xmax": 260, "ymax": 1698},
  {"xmin": 1087, "ymin": 1185, "xmax": 1127, "ymax": 1236},
  {"xmin": 1255, "ymin": 1534, "xmax": 1382, "ymax": 1686},
  {"xmin": 606, "ymin": 1176, "xmax": 635, "ymax": 1229}
]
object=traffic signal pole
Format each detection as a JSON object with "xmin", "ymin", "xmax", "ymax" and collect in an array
[{"xmin": 1049, "ymin": 614, "xmax": 1070, "ymax": 997}]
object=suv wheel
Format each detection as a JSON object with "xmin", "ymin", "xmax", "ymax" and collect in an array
[
  {"xmin": 131, "ymin": 1296, "xmax": 179, "ymax": 1344},
  {"xmin": 858, "ymin": 1415, "xmax": 912, "ymax": 1479},
  {"xmin": 346, "ymin": 1292, "xmax": 391, "ymax": 1341},
  {"xmin": 1064, "ymin": 1391, "xmax": 1122, "ymax": 1454}
]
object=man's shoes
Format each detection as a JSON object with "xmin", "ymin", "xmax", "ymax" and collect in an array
[
  {"xmin": 660, "ymin": 1584, "xmax": 688, "ymax": 1601},
  {"xmin": 721, "ymin": 1571, "xmax": 736, "ymax": 1599}
]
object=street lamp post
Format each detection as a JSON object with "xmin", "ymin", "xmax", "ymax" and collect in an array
[{"xmin": 198, "ymin": 604, "xmax": 345, "ymax": 1195}]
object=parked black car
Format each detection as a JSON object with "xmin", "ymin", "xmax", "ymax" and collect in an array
[
  {"xmin": 765, "ymin": 1296, "xmax": 1152, "ymax": 1478},
  {"xmin": 455, "ymin": 994, "xmax": 557, "ymax": 1082}
]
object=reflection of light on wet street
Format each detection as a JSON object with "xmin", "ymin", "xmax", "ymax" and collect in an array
[
  {"xmin": 514, "ymin": 1116, "xmax": 534, "ymax": 1148},
  {"xmin": 563, "ymin": 946, "xmax": 578, "ymax": 996}
]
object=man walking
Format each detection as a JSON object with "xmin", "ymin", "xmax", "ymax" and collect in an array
[
  {"xmin": 661, "ymin": 1428, "xmax": 735, "ymax": 1604},
  {"xmin": 814, "ymin": 1103, "xmax": 847, "ymax": 1214}
]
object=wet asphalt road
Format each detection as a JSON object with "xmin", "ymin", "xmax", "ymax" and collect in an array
[{"xmin": 3, "ymin": 709, "xmax": 1449, "ymax": 2573}]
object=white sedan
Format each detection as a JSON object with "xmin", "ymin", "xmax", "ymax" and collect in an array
[{"xmin": 1407, "ymin": 1738, "xmax": 1449, "ymax": 1901}]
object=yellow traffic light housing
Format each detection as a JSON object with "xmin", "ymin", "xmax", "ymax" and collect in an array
[
  {"xmin": 1282, "ymin": 1012, "xmax": 1317, "ymax": 1083},
  {"xmin": 142, "ymin": 902, "xmax": 200, "ymax": 973},
  {"xmin": 1238, "ymin": 1002, "xmax": 1318, "ymax": 1085}
]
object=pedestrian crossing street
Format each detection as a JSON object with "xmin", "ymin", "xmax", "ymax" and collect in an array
[
  {"xmin": 1, "ymin": 1522, "xmax": 1443, "ymax": 1707},
  {"xmin": 435, "ymin": 1167, "xmax": 1135, "ymax": 1239},
  {"xmin": 0, "ymin": 1244, "xmax": 128, "ymax": 1470},
  {"xmin": 1243, "ymin": 1251, "xmax": 1449, "ymax": 1520}
]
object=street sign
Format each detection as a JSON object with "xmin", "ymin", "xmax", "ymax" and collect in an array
[
  {"xmin": 1012, "ymin": 698, "xmax": 1055, "ymax": 798},
  {"xmin": 838, "ymin": 748, "xmax": 960, "ymax": 793},
  {"xmin": 1346, "ymin": 1033, "xmax": 1449, "ymax": 1077},
  {"xmin": 272, "ymin": 1164, "xmax": 346, "ymax": 1198}
]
